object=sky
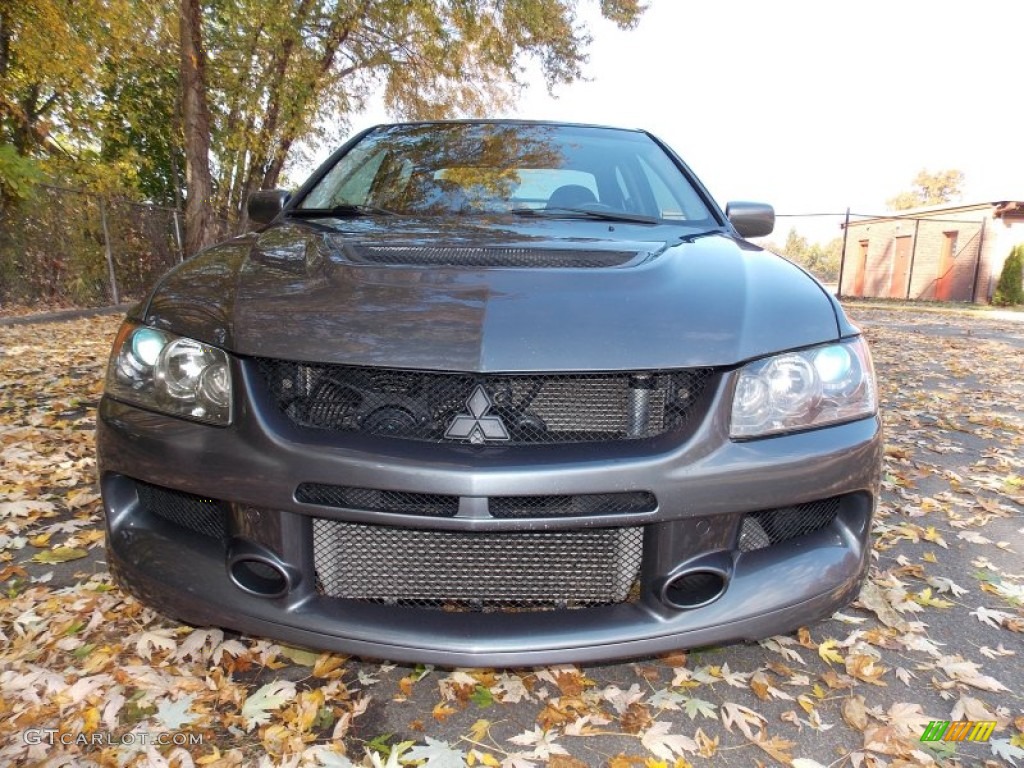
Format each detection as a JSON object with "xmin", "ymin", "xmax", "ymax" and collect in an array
[{"xmin": 326, "ymin": 0, "xmax": 1024, "ymax": 243}]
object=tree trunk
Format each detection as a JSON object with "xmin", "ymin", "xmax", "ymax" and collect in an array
[{"xmin": 179, "ymin": 0, "xmax": 216, "ymax": 255}]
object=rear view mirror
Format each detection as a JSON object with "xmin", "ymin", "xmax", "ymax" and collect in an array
[
  {"xmin": 247, "ymin": 189, "xmax": 291, "ymax": 226},
  {"xmin": 725, "ymin": 201, "xmax": 775, "ymax": 238}
]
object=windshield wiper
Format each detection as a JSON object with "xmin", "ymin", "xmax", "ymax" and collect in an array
[
  {"xmin": 287, "ymin": 203, "xmax": 394, "ymax": 218},
  {"xmin": 679, "ymin": 227, "xmax": 727, "ymax": 243},
  {"xmin": 512, "ymin": 207, "xmax": 659, "ymax": 225}
]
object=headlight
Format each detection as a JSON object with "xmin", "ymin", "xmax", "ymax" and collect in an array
[
  {"xmin": 730, "ymin": 337, "xmax": 876, "ymax": 438},
  {"xmin": 106, "ymin": 322, "xmax": 232, "ymax": 425}
]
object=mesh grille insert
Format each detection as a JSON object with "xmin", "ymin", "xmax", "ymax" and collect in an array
[
  {"xmin": 257, "ymin": 361, "xmax": 715, "ymax": 446},
  {"xmin": 296, "ymin": 484, "xmax": 459, "ymax": 518},
  {"xmin": 489, "ymin": 491, "xmax": 656, "ymax": 519},
  {"xmin": 312, "ymin": 520, "xmax": 644, "ymax": 610},
  {"xmin": 340, "ymin": 243, "xmax": 639, "ymax": 269},
  {"xmin": 738, "ymin": 497, "xmax": 841, "ymax": 552},
  {"xmin": 135, "ymin": 481, "xmax": 227, "ymax": 541}
]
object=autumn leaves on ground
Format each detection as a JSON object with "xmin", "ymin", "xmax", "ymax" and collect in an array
[{"xmin": 1, "ymin": 305, "xmax": 1022, "ymax": 768}]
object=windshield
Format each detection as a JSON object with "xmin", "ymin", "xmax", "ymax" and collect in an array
[{"xmin": 299, "ymin": 122, "xmax": 716, "ymax": 224}]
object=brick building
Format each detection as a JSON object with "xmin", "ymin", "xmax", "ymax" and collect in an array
[{"xmin": 838, "ymin": 201, "xmax": 1024, "ymax": 303}]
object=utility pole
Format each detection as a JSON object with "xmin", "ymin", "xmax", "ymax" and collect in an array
[{"xmin": 837, "ymin": 207, "xmax": 851, "ymax": 298}]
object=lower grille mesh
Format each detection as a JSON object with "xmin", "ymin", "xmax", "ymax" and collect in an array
[
  {"xmin": 296, "ymin": 484, "xmax": 459, "ymax": 517},
  {"xmin": 296, "ymin": 484, "xmax": 656, "ymax": 520},
  {"xmin": 489, "ymin": 492, "xmax": 656, "ymax": 519},
  {"xmin": 136, "ymin": 482, "xmax": 227, "ymax": 541},
  {"xmin": 312, "ymin": 520, "xmax": 643, "ymax": 610},
  {"xmin": 738, "ymin": 497, "xmax": 841, "ymax": 552}
]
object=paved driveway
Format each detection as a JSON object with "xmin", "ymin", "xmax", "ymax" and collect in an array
[{"xmin": 0, "ymin": 304, "xmax": 1021, "ymax": 767}]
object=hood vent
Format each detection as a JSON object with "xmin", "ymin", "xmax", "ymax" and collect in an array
[{"xmin": 340, "ymin": 243, "xmax": 639, "ymax": 269}]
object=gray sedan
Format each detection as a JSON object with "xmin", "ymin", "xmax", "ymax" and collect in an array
[{"xmin": 97, "ymin": 120, "xmax": 881, "ymax": 665}]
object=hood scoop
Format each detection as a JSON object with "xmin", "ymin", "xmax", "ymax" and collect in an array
[{"xmin": 338, "ymin": 242, "xmax": 641, "ymax": 269}]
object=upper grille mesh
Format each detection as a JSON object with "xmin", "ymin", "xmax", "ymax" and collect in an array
[
  {"xmin": 312, "ymin": 520, "xmax": 643, "ymax": 610},
  {"xmin": 256, "ymin": 361, "xmax": 714, "ymax": 445},
  {"xmin": 340, "ymin": 243, "xmax": 638, "ymax": 269},
  {"xmin": 136, "ymin": 481, "xmax": 227, "ymax": 541},
  {"xmin": 738, "ymin": 497, "xmax": 841, "ymax": 552}
]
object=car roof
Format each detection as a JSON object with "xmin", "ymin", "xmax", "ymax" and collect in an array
[{"xmin": 367, "ymin": 119, "xmax": 647, "ymax": 134}]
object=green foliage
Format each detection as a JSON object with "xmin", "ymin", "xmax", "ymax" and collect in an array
[
  {"xmin": 886, "ymin": 169, "xmax": 964, "ymax": 211},
  {"xmin": 471, "ymin": 684, "xmax": 495, "ymax": 708},
  {"xmin": 766, "ymin": 228, "xmax": 842, "ymax": 282},
  {"xmin": 0, "ymin": 1, "xmax": 178, "ymax": 202},
  {"xmin": 0, "ymin": 0, "xmax": 143, "ymax": 154},
  {"xmin": 99, "ymin": 44, "xmax": 183, "ymax": 206},
  {"xmin": 992, "ymin": 244, "xmax": 1024, "ymax": 306},
  {"xmin": 0, "ymin": 144, "xmax": 44, "ymax": 201},
  {"xmin": 600, "ymin": 0, "xmax": 648, "ymax": 28}
]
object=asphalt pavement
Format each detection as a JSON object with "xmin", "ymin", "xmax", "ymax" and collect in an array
[{"xmin": 2, "ymin": 302, "xmax": 1021, "ymax": 767}]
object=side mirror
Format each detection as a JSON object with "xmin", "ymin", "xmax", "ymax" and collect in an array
[
  {"xmin": 247, "ymin": 189, "xmax": 291, "ymax": 225},
  {"xmin": 725, "ymin": 201, "xmax": 775, "ymax": 238}
]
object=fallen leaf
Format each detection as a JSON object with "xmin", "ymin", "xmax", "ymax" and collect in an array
[
  {"xmin": 818, "ymin": 639, "xmax": 844, "ymax": 665},
  {"xmin": 241, "ymin": 680, "xmax": 296, "ymax": 731},
  {"xmin": 720, "ymin": 702, "xmax": 765, "ymax": 741},
  {"xmin": 31, "ymin": 546, "xmax": 87, "ymax": 564},
  {"xmin": 277, "ymin": 644, "xmax": 319, "ymax": 666},
  {"xmin": 857, "ymin": 580, "xmax": 909, "ymax": 631},
  {"xmin": 753, "ymin": 735, "xmax": 795, "ymax": 764},
  {"xmin": 972, "ymin": 605, "xmax": 1015, "ymax": 629},
  {"xmin": 842, "ymin": 695, "xmax": 869, "ymax": 731},
  {"xmin": 639, "ymin": 721, "xmax": 696, "ymax": 761},
  {"xmin": 405, "ymin": 737, "xmax": 467, "ymax": 768}
]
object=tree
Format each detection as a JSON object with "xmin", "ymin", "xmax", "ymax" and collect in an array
[
  {"xmin": 4, "ymin": 1, "xmax": 650, "ymax": 253},
  {"xmin": 176, "ymin": 0, "xmax": 648, "ymax": 247},
  {"xmin": 886, "ymin": 169, "xmax": 964, "ymax": 211},
  {"xmin": 0, "ymin": 1, "xmax": 180, "ymax": 202},
  {"xmin": 179, "ymin": 0, "xmax": 217, "ymax": 255},
  {"xmin": 762, "ymin": 228, "xmax": 841, "ymax": 282},
  {"xmin": 0, "ymin": 1, "xmax": 152, "ymax": 157},
  {"xmin": 98, "ymin": 8, "xmax": 183, "ymax": 207},
  {"xmin": 992, "ymin": 244, "xmax": 1024, "ymax": 306}
]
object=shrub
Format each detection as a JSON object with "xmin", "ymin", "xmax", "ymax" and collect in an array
[{"xmin": 993, "ymin": 244, "xmax": 1024, "ymax": 306}]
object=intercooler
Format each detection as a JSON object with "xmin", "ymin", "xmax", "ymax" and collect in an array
[{"xmin": 312, "ymin": 519, "xmax": 644, "ymax": 610}]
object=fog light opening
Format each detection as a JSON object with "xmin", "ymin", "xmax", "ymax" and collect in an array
[
  {"xmin": 229, "ymin": 556, "xmax": 290, "ymax": 598},
  {"xmin": 663, "ymin": 569, "xmax": 727, "ymax": 609}
]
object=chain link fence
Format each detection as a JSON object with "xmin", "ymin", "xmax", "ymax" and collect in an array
[
  {"xmin": 2, "ymin": 195, "xmax": 1010, "ymax": 311},
  {"xmin": 0, "ymin": 184, "xmax": 233, "ymax": 310}
]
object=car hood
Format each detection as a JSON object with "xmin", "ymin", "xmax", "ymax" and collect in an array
[{"xmin": 143, "ymin": 218, "xmax": 842, "ymax": 371}]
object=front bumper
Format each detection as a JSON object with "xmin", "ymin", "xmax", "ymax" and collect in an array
[{"xmin": 97, "ymin": 364, "xmax": 882, "ymax": 666}]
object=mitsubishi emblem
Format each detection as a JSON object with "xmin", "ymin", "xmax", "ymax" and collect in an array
[{"xmin": 445, "ymin": 385, "xmax": 510, "ymax": 443}]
